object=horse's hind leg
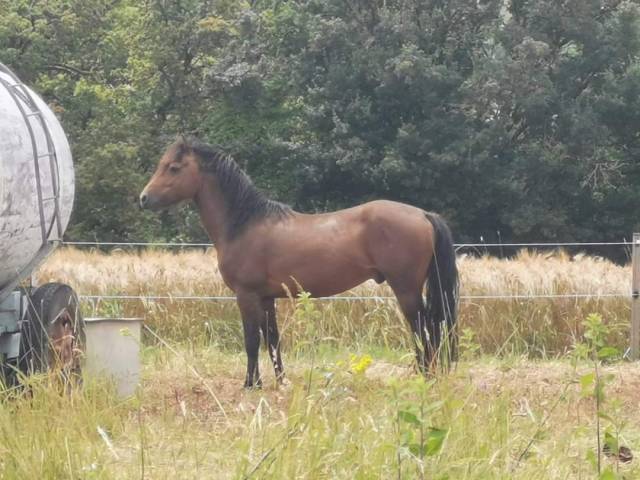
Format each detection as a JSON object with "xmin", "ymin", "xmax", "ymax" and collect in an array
[
  {"xmin": 392, "ymin": 287, "xmax": 433, "ymax": 374},
  {"xmin": 261, "ymin": 298, "xmax": 285, "ymax": 384},
  {"xmin": 237, "ymin": 291, "xmax": 264, "ymax": 388}
]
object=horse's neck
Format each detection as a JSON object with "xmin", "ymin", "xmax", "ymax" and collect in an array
[{"xmin": 194, "ymin": 179, "xmax": 229, "ymax": 247}]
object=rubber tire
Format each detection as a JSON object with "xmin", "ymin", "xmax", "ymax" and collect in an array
[{"xmin": 19, "ymin": 283, "xmax": 85, "ymax": 381}]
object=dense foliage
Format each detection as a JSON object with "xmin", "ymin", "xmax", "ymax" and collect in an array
[{"xmin": 2, "ymin": 0, "xmax": 640, "ymax": 244}]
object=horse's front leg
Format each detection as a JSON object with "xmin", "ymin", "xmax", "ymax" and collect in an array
[
  {"xmin": 261, "ymin": 298, "xmax": 285, "ymax": 384},
  {"xmin": 237, "ymin": 291, "xmax": 264, "ymax": 389}
]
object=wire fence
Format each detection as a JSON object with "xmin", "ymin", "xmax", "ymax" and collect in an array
[
  {"xmin": 65, "ymin": 239, "xmax": 635, "ymax": 304},
  {"xmin": 63, "ymin": 241, "xmax": 214, "ymax": 248}
]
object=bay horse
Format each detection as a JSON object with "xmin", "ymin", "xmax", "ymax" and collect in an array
[{"xmin": 140, "ymin": 137, "xmax": 459, "ymax": 388}]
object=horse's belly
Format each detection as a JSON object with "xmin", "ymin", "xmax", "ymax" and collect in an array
[
  {"xmin": 262, "ymin": 210, "xmax": 380, "ymax": 297},
  {"xmin": 298, "ymin": 270, "xmax": 372, "ymax": 297},
  {"xmin": 268, "ymin": 254, "xmax": 374, "ymax": 298}
]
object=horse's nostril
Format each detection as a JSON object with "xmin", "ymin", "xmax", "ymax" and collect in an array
[{"xmin": 139, "ymin": 193, "xmax": 148, "ymax": 208}]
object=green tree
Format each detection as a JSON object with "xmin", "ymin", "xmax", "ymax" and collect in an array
[
  {"xmin": 3, "ymin": 0, "xmax": 640, "ymax": 247},
  {"xmin": 1, "ymin": 0, "xmax": 240, "ymax": 241}
]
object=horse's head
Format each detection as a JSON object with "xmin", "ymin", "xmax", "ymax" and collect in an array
[{"xmin": 140, "ymin": 138, "xmax": 203, "ymax": 210}]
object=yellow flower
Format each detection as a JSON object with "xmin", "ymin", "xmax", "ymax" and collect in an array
[{"xmin": 350, "ymin": 354, "xmax": 373, "ymax": 375}]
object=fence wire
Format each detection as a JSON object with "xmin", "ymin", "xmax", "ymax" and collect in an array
[
  {"xmin": 63, "ymin": 241, "xmax": 214, "ymax": 248},
  {"xmin": 79, "ymin": 292, "xmax": 632, "ymax": 303}
]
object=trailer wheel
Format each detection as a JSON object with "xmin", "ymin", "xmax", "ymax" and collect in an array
[{"xmin": 19, "ymin": 283, "xmax": 85, "ymax": 382}]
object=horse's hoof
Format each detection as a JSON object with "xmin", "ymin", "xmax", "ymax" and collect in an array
[{"xmin": 243, "ymin": 380, "xmax": 263, "ymax": 390}]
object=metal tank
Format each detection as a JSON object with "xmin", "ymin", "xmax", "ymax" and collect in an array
[
  {"xmin": 0, "ymin": 63, "xmax": 75, "ymax": 299},
  {"xmin": 0, "ymin": 63, "xmax": 82, "ymax": 382}
]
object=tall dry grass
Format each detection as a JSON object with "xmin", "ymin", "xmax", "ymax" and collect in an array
[{"xmin": 35, "ymin": 248, "xmax": 631, "ymax": 356}]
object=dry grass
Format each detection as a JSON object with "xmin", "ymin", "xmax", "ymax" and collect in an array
[
  {"xmin": 35, "ymin": 247, "xmax": 631, "ymax": 356},
  {"xmin": 38, "ymin": 248, "xmax": 630, "ymax": 297}
]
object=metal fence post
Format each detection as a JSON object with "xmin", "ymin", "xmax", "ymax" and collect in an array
[{"xmin": 631, "ymin": 233, "xmax": 640, "ymax": 360}]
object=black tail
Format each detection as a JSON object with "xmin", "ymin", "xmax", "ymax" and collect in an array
[{"xmin": 424, "ymin": 212, "xmax": 459, "ymax": 368}]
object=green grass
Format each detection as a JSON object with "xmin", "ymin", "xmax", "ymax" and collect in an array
[
  {"xmin": 80, "ymin": 295, "xmax": 631, "ymax": 362},
  {"xmin": 1, "ymin": 344, "xmax": 639, "ymax": 479}
]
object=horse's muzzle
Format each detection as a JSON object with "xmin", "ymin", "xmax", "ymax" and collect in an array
[
  {"xmin": 139, "ymin": 192, "xmax": 149, "ymax": 209},
  {"xmin": 139, "ymin": 191, "xmax": 161, "ymax": 210}
]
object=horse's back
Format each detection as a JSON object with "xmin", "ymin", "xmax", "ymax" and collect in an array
[{"xmin": 359, "ymin": 199, "xmax": 426, "ymax": 219}]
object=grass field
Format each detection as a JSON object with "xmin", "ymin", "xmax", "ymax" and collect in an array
[
  {"xmin": 2, "ymin": 349, "xmax": 640, "ymax": 479},
  {"xmin": 0, "ymin": 248, "xmax": 636, "ymax": 479},
  {"xmin": 37, "ymin": 248, "xmax": 631, "ymax": 356}
]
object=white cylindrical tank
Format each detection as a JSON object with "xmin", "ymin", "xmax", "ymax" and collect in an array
[{"xmin": 0, "ymin": 64, "xmax": 74, "ymax": 294}]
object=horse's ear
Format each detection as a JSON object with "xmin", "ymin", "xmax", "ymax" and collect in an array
[{"xmin": 176, "ymin": 134, "xmax": 192, "ymax": 156}]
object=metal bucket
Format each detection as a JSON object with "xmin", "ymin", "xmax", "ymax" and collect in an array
[{"xmin": 84, "ymin": 318, "xmax": 142, "ymax": 397}]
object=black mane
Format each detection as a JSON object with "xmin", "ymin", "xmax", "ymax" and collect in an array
[{"xmin": 180, "ymin": 138, "xmax": 291, "ymax": 239}]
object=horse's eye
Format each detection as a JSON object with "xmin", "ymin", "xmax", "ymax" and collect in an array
[{"xmin": 169, "ymin": 164, "xmax": 181, "ymax": 174}]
